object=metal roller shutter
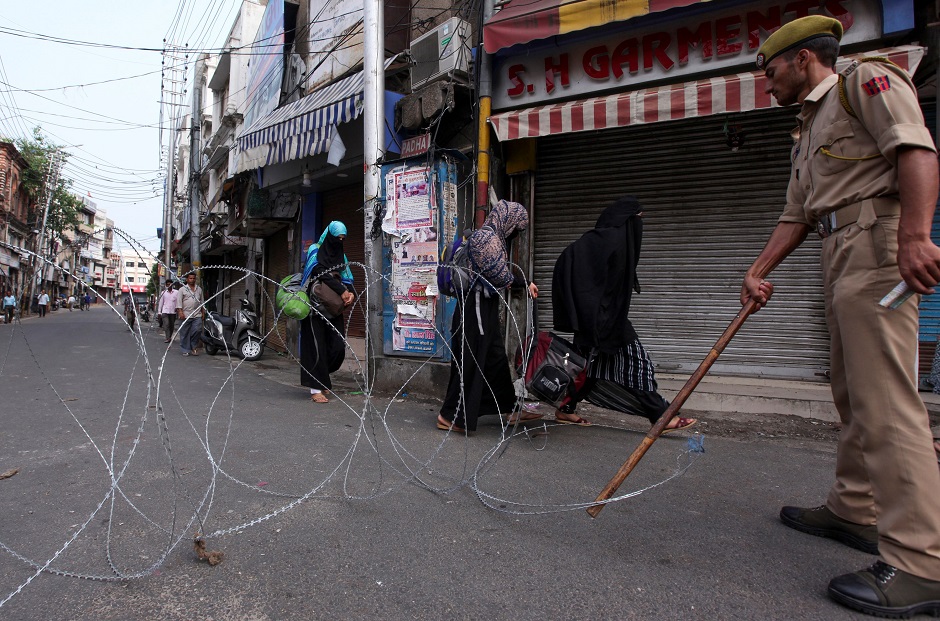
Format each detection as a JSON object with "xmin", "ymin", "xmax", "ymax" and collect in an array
[
  {"xmin": 533, "ymin": 107, "xmax": 829, "ymax": 380},
  {"xmin": 322, "ymin": 185, "xmax": 366, "ymax": 338},
  {"xmin": 918, "ymin": 101, "xmax": 939, "ymax": 378}
]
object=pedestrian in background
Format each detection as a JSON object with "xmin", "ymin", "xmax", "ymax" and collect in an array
[
  {"xmin": 2, "ymin": 289, "xmax": 16, "ymax": 324},
  {"xmin": 83, "ymin": 292, "xmax": 91, "ymax": 310},
  {"xmin": 67, "ymin": 294, "xmax": 75, "ymax": 311},
  {"xmin": 158, "ymin": 280, "xmax": 178, "ymax": 343},
  {"xmin": 740, "ymin": 16, "xmax": 940, "ymax": 616},
  {"xmin": 123, "ymin": 294, "xmax": 136, "ymax": 331},
  {"xmin": 176, "ymin": 272, "xmax": 204, "ymax": 357},
  {"xmin": 37, "ymin": 289, "xmax": 49, "ymax": 318},
  {"xmin": 299, "ymin": 221, "xmax": 354, "ymax": 403}
]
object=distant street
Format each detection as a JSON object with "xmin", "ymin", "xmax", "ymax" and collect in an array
[{"xmin": 0, "ymin": 306, "xmax": 878, "ymax": 620}]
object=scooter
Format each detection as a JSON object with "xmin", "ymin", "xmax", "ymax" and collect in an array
[
  {"xmin": 138, "ymin": 303, "xmax": 151, "ymax": 322},
  {"xmin": 202, "ymin": 297, "xmax": 264, "ymax": 361}
]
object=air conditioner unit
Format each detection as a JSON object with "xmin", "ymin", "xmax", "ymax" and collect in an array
[{"xmin": 409, "ymin": 17, "xmax": 470, "ymax": 90}]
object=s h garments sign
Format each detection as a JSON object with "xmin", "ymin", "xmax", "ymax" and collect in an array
[{"xmin": 492, "ymin": 0, "xmax": 881, "ymax": 110}]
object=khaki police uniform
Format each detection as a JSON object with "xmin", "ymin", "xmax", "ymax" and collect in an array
[{"xmin": 778, "ymin": 58, "xmax": 940, "ymax": 580}]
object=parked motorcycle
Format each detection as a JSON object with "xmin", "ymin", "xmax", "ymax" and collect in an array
[{"xmin": 202, "ymin": 297, "xmax": 264, "ymax": 361}]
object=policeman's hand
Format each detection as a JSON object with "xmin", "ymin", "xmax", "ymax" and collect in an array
[
  {"xmin": 528, "ymin": 282, "xmax": 539, "ymax": 299},
  {"xmin": 740, "ymin": 274, "xmax": 774, "ymax": 310},
  {"xmin": 341, "ymin": 291, "xmax": 354, "ymax": 307},
  {"xmin": 897, "ymin": 237, "xmax": 940, "ymax": 295}
]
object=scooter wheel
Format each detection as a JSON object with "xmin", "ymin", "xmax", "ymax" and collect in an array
[
  {"xmin": 204, "ymin": 343, "xmax": 219, "ymax": 356},
  {"xmin": 240, "ymin": 338, "xmax": 263, "ymax": 361}
]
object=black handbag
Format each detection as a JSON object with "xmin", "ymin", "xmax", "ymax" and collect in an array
[{"xmin": 515, "ymin": 301, "xmax": 590, "ymax": 408}]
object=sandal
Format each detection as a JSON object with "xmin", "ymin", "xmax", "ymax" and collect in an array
[
  {"xmin": 555, "ymin": 413, "xmax": 592, "ymax": 427},
  {"xmin": 436, "ymin": 415, "xmax": 467, "ymax": 434},
  {"xmin": 310, "ymin": 392, "xmax": 329, "ymax": 403},
  {"xmin": 504, "ymin": 412, "xmax": 544, "ymax": 425},
  {"xmin": 661, "ymin": 417, "xmax": 697, "ymax": 435}
]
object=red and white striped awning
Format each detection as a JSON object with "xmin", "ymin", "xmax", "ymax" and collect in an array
[{"xmin": 489, "ymin": 46, "xmax": 926, "ymax": 142}]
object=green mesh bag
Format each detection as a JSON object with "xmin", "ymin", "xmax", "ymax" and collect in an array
[{"xmin": 276, "ymin": 273, "xmax": 310, "ymax": 320}]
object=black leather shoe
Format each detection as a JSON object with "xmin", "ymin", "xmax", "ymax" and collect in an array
[
  {"xmin": 828, "ymin": 561, "xmax": 940, "ymax": 618},
  {"xmin": 780, "ymin": 505, "xmax": 879, "ymax": 555}
]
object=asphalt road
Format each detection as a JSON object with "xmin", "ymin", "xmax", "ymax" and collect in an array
[{"xmin": 0, "ymin": 305, "xmax": 877, "ymax": 620}]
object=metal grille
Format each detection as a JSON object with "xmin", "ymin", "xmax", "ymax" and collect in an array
[
  {"xmin": 263, "ymin": 227, "xmax": 291, "ymax": 353},
  {"xmin": 532, "ymin": 107, "xmax": 830, "ymax": 380}
]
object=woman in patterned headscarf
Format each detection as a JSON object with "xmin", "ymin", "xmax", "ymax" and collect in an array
[
  {"xmin": 300, "ymin": 221, "xmax": 355, "ymax": 404},
  {"xmin": 437, "ymin": 200, "xmax": 540, "ymax": 433}
]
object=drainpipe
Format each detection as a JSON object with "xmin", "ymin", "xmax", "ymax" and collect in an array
[{"xmin": 475, "ymin": 0, "xmax": 497, "ymax": 228}]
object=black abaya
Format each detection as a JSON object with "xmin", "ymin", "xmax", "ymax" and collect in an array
[
  {"xmin": 440, "ymin": 291, "xmax": 517, "ymax": 431},
  {"xmin": 300, "ymin": 310, "xmax": 346, "ymax": 391}
]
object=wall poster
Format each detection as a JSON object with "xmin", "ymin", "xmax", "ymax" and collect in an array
[{"xmin": 384, "ymin": 164, "xmax": 441, "ymax": 354}]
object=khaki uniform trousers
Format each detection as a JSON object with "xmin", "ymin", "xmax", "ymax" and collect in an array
[{"xmin": 822, "ymin": 209, "xmax": 940, "ymax": 580}]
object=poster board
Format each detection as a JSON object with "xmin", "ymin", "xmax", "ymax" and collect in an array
[{"xmin": 381, "ymin": 158, "xmax": 459, "ymax": 358}]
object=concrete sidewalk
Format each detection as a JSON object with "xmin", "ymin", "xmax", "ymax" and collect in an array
[
  {"xmin": 658, "ymin": 373, "xmax": 940, "ymax": 421},
  {"xmin": 253, "ymin": 335, "xmax": 940, "ymax": 426}
]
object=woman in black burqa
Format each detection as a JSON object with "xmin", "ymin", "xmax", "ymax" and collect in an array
[
  {"xmin": 437, "ymin": 200, "xmax": 540, "ymax": 433},
  {"xmin": 551, "ymin": 196, "xmax": 696, "ymax": 431},
  {"xmin": 300, "ymin": 221, "xmax": 355, "ymax": 404}
]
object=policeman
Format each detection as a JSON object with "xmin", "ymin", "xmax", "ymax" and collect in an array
[{"xmin": 741, "ymin": 15, "xmax": 940, "ymax": 616}]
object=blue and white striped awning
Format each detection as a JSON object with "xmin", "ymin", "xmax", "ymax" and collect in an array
[{"xmin": 235, "ymin": 57, "xmax": 398, "ymax": 173}]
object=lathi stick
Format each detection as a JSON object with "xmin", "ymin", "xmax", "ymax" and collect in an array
[{"xmin": 586, "ymin": 299, "xmax": 758, "ymax": 518}]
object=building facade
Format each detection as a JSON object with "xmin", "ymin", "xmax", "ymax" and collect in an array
[
  {"xmin": 0, "ymin": 141, "xmax": 31, "ymax": 297},
  {"xmin": 482, "ymin": 0, "xmax": 937, "ymax": 381}
]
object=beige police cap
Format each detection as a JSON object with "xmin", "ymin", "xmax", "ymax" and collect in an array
[{"xmin": 756, "ymin": 16, "xmax": 843, "ymax": 70}]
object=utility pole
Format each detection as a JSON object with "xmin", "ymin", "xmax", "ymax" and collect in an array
[
  {"xmin": 189, "ymin": 58, "xmax": 203, "ymax": 280},
  {"xmin": 363, "ymin": 0, "xmax": 384, "ymax": 388},
  {"xmin": 161, "ymin": 44, "xmax": 188, "ymax": 278},
  {"xmin": 26, "ymin": 148, "xmax": 60, "ymax": 314}
]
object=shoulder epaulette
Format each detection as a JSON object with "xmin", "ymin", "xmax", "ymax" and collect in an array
[{"xmin": 837, "ymin": 56, "xmax": 900, "ymax": 118}]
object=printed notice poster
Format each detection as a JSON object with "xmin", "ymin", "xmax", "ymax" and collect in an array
[
  {"xmin": 392, "ymin": 327, "xmax": 436, "ymax": 353},
  {"xmin": 389, "ymin": 167, "xmax": 434, "ymax": 229},
  {"xmin": 400, "ymin": 241, "xmax": 437, "ymax": 267}
]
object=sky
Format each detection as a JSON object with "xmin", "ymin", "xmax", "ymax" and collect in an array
[{"xmin": 0, "ymin": 1, "xmax": 245, "ymax": 254}]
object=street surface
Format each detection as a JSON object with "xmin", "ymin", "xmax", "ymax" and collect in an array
[{"xmin": 0, "ymin": 305, "xmax": 888, "ymax": 620}]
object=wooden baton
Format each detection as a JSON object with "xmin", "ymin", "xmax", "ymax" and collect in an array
[{"xmin": 586, "ymin": 298, "xmax": 759, "ymax": 518}]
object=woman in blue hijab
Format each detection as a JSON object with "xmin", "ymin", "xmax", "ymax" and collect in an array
[{"xmin": 300, "ymin": 221, "xmax": 354, "ymax": 403}]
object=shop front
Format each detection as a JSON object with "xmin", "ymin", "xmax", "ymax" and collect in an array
[
  {"xmin": 234, "ymin": 58, "xmax": 406, "ymax": 356},
  {"xmin": 486, "ymin": 0, "xmax": 928, "ymax": 380}
]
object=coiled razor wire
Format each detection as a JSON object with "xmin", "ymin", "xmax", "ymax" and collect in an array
[{"xmin": 0, "ymin": 230, "xmax": 704, "ymax": 607}]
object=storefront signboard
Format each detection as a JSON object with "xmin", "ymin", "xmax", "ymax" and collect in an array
[{"xmin": 492, "ymin": 0, "xmax": 881, "ymax": 110}]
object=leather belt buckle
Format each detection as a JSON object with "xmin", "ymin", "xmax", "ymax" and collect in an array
[{"xmin": 817, "ymin": 212, "xmax": 836, "ymax": 239}]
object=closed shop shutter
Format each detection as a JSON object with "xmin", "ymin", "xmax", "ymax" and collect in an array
[
  {"xmin": 322, "ymin": 184, "xmax": 366, "ymax": 338},
  {"xmin": 533, "ymin": 107, "xmax": 829, "ymax": 380},
  {"xmin": 264, "ymin": 227, "xmax": 291, "ymax": 353},
  {"xmin": 918, "ymin": 101, "xmax": 939, "ymax": 378}
]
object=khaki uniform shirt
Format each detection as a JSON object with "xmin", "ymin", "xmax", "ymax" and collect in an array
[{"xmin": 778, "ymin": 60, "xmax": 935, "ymax": 227}]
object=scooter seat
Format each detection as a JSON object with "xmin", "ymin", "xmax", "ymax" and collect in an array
[{"xmin": 213, "ymin": 314, "xmax": 236, "ymax": 328}]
